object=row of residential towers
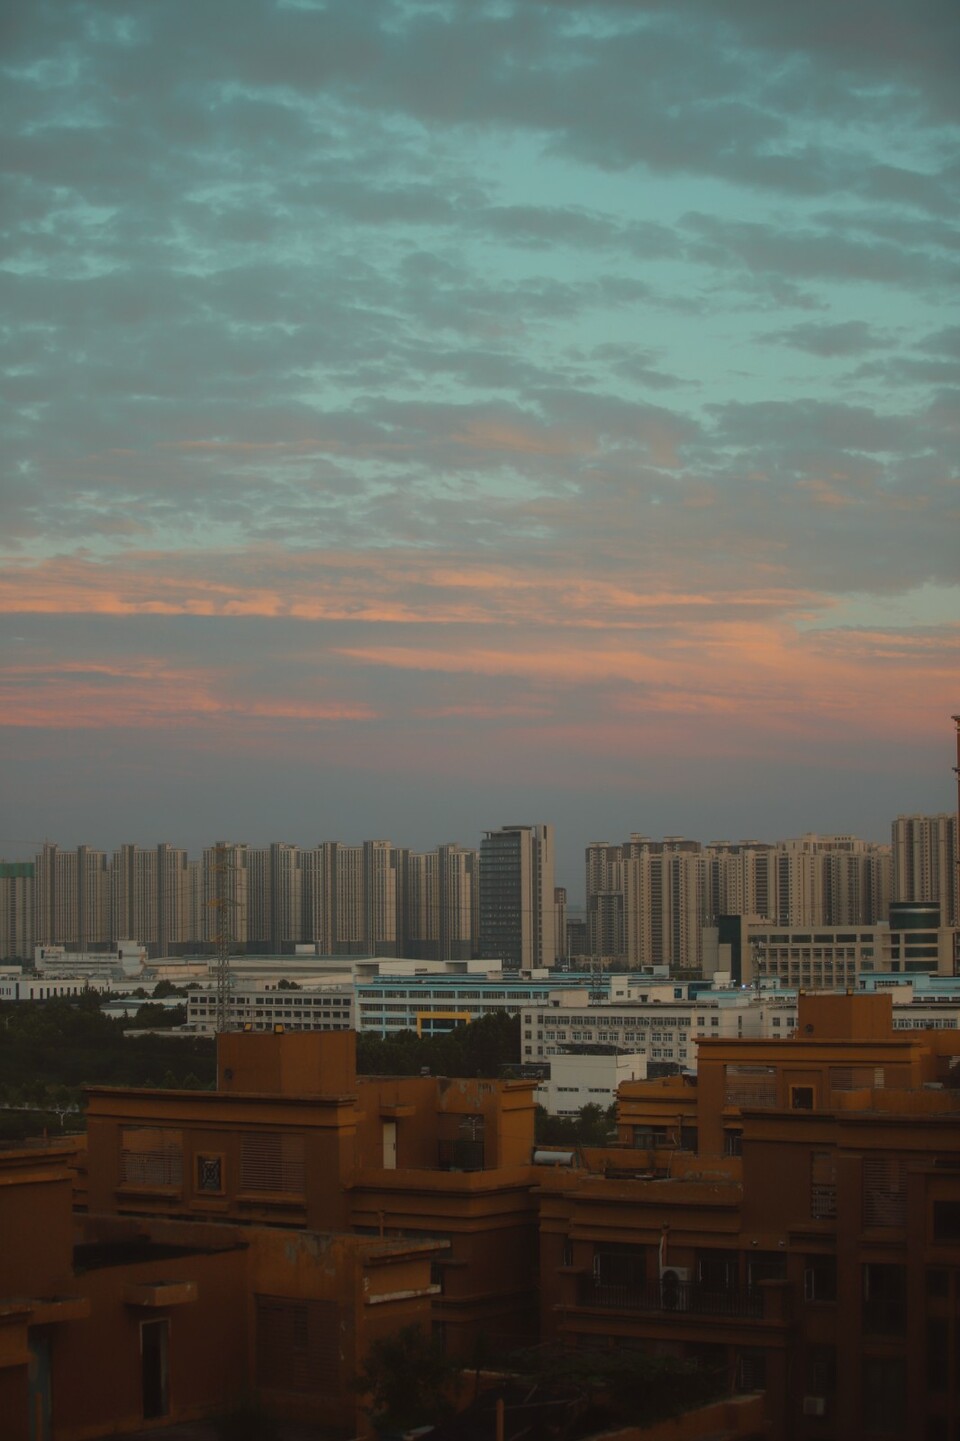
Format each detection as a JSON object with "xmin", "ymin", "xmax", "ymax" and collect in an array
[
  {"xmin": 2, "ymin": 815, "xmax": 956, "ymax": 969},
  {"xmin": 7, "ymin": 826, "xmax": 558, "ymax": 967}
]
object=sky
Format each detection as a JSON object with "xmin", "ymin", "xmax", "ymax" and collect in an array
[{"xmin": 1, "ymin": 0, "xmax": 958, "ymax": 896}]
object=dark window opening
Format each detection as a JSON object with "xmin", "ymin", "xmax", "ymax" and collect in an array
[
  {"xmin": 926, "ymin": 1317, "xmax": 949, "ymax": 1393},
  {"xmin": 807, "ymin": 1345, "xmax": 836, "ymax": 1396},
  {"xmin": 747, "ymin": 1251, "xmax": 787, "ymax": 1294},
  {"xmin": 933, "ymin": 1201, "xmax": 960, "ymax": 1241},
  {"xmin": 862, "ymin": 1263, "xmax": 906, "ymax": 1336},
  {"xmin": 141, "ymin": 1319, "xmax": 169, "ymax": 1420},
  {"xmin": 861, "ymin": 1355, "xmax": 906, "ymax": 1435},
  {"xmin": 804, "ymin": 1255, "xmax": 837, "ymax": 1303}
]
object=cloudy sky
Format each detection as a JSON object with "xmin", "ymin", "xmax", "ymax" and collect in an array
[{"xmin": 2, "ymin": 0, "xmax": 958, "ymax": 892}]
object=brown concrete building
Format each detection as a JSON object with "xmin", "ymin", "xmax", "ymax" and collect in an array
[
  {"xmin": 539, "ymin": 992, "xmax": 960, "ymax": 1441},
  {"xmin": 0, "ymin": 1137, "xmax": 442, "ymax": 1440},
  {"xmin": 5, "ymin": 998, "xmax": 959, "ymax": 1439},
  {"xmin": 1, "ymin": 1030, "xmax": 541, "ymax": 1439},
  {"xmin": 84, "ymin": 1030, "xmax": 541, "ymax": 1359}
]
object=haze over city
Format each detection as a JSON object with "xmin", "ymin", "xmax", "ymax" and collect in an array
[{"xmin": 2, "ymin": 0, "xmax": 958, "ymax": 892}]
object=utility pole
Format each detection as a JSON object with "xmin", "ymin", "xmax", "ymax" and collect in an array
[{"xmin": 952, "ymin": 716, "xmax": 960, "ymax": 974}]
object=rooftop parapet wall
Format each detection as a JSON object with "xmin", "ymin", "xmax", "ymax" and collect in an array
[
  {"xmin": 796, "ymin": 990, "xmax": 893, "ymax": 1040},
  {"xmin": 217, "ymin": 1027, "xmax": 357, "ymax": 1096}
]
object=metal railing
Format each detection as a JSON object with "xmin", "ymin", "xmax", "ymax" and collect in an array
[{"xmin": 577, "ymin": 1275, "xmax": 763, "ymax": 1319}]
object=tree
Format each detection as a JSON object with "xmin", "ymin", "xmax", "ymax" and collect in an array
[
  {"xmin": 356, "ymin": 1012, "xmax": 521, "ymax": 1080},
  {"xmin": 129, "ymin": 1002, "xmax": 187, "ymax": 1029},
  {"xmin": 534, "ymin": 1102, "xmax": 617, "ymax": 1148},
  {"xmin": 505, "ymin": 1342, "xmax": 724, "ymax": 1429},
  {"xmin": 354, "ymin": 1324, "xmax": 460, "ymax": 1433}
]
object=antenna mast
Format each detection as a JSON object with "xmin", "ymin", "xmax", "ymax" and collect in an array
[
  {"xmin": 953, "ymin": 716, "xmax": 960, "ymax": 975},
  {"xmin": 210, "ymin": 842, "xmax": 238, "ymax": 1033}
]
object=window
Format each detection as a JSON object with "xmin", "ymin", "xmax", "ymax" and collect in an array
[
  {"xmin": 811, "ymin": 1151, "xmax": 837, "ymax": 1218},
  {"xmin": 862, "ymin": 1263, "xmax": 906, "ymax": 1336},
  {"xmin": 725, "ymin": 1065, "xmax": 776, "ymax": 1108},
  {"xmin": 736, "ymin": 1349, "xmax": 766, "ymax": 1391},
  {"xmin": 633, "ymin": 1125, "xmax": 670, "ymax": 1148},
  {"xmin": 932, "ymin": 1201, "xmax": 960, "ymax": 1241},
  {"xmin": 748, "ymin": 1251, "xmax": 786, "ymax": 1293},
  {"xmin": 240, "ymin": 1133, "xmax": 306, "ymax": 1195},
  {"xmin": 120, "ymin": 1128, "xmax": 183, "ymax": 1190},
  {"xmin": 863, "ymin": 1156, "xmax": 906, "ymax": 1228},
  {"xmin": 255, "ymin": 1296, "xmax": 340, "ymax": 1393},
  {"xmin": 698, "ymin": 1250, "xmax": 738, "ymax": 1293},
  {"xmin": 790, "ymin": 1085, "xmax": 814, "ymax": 1110},
  {"xmin": 807, "ymin": 1344, "xmax": 836, "ymax": 1396},
  {"xmin": 803, "ymin": 1255, "xmax": 836, "ymax": 1302},
  {"xmin": 861, "ymin": 1356, "xmax": 906, "ymax": 1435},
  {"xmin": 141, "ymin": 1319, "xmax": 169, "ymax": 1419},
  {"xmin": 593, "ymin": 1243, "xmax": 646, "ymax": 1289},
  {"xmin": 926, "ymin": 1268, "xmax": 948, "ymax": 1298},
  {"xmin": 926, "ymin": 1317, "xmax": 949, "ymax": 1393}
]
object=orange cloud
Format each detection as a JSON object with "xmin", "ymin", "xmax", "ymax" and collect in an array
[
  {"xmin": 450, "ymin": 418, "xmax": 591, "ymax": 457},
  {"xmin": 0, "ymin": 550, "xmax": 823, "ymax": 632},
  {"xmin": 0, "ymin": 660, "xmax": 375, "ymax": 731},
  {"xmin": 2, "ymin": 546, "xmax": 955, "ymax": 760}
]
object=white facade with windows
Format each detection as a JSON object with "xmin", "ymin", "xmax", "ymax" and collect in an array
[
  {"xmin": 187, "ymin": 981, "xmax": 356, "ymax": 1032},
  {"xmin": 0, "ymin": 973, "xmax": 95, "ymax": 1001},
  {"xmin": 521, "ymin": 988, "xmax": 796, "ymax": 1069},
  {"xmin": 537, "ymin": 1051, "xmax": 647, "ymax": 1116}
]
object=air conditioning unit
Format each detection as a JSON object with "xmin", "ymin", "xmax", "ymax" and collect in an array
[
  {"xmin": 802, "ymin": 1396, "xmax": 827, "ymax": 1418},
  {"xmin": 660, "ymin": 1266, "xmax": 691, "ymax": 1310}
]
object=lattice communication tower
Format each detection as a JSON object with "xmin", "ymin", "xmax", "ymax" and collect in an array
[{"xmin": 209, "ymin": 842, "xmax": 239, "ymax": 1034}]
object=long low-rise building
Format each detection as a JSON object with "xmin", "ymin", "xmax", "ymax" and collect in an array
[
  {"xmin": 521, "ymin": 985, "xmax": 798, "ymax": 1067},
  {"xmin": 0, "ymin": 971, "xmax": 94, "ymax": 1002},
  {"xmin": 35, "ymin": 940, "xmax": 147, "ymax": 978},
  {"xmin": 184, "ymin": 963, "xmax": 619, "ymax": 1036}
]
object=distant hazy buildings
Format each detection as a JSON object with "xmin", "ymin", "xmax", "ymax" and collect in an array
[
  {"xmin": 0, "ymin": 861, "xmax": 33, "ymax": 961},
  {"xmin": 893, "ymin": 813, "xmax": 958, "ymax": 926},
  {"xmin": 33, "ymin": 843, "xmax": 110, "ymax": 952},
  {"xmin": 3, "ymin": 811, "xmax": 956, "ymax": 968},
  {"xmin": 479, "ymin": 824, "xmax": 556, "ymax": 971},
  {"xmin": 6, "ymin": 836, "xmax": 484, "ymax": 962},
  {"xmin": 586, "ymin": 836, "xmax": 705, "ymax": 972},
  {"xmin": 112, "ymin": 842, "xmax": 192, "ymax": 956},
  {"xmin": 586, "ymin": 832, "xmax": 894, "ymax": 974},
  {"xmin": 405, "ymin": 842, "xmax": 478, "ymax": 962}
]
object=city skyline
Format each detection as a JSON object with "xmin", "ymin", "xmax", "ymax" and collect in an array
[
  {"xmin": 2, "ymin": 807, "xmax": 957, "ymax": 903},
  {"xmin": 6, "ymin": 814, "xmax": 955, "ymax": 962},
  {"xmin": 2, "ymin": 1, "xmax": 958, "ymax": 874}
]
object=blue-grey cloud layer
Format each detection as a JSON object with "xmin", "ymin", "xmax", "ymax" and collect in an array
[{"xmin": 1, "ymin": 0, "xmax": 958, "ymax": 871}]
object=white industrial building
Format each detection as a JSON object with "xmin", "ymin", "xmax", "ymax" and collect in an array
[
  {"xmin": 520, "ymin": 984, "xmax": 796, "ymax": 1066},
  {"xmin": 536, "ymin": 1051, "xmax": 647, "ymax": 1116}
]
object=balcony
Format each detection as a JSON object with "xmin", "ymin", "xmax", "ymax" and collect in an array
[{"xmin": 576, "ymin": 1275, "xmax": 763, "ymax": 1319}]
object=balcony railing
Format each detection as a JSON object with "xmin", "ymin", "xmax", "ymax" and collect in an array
[{"xmin": 577, "ymin": 1275, "xmax": 763, "ymax": 1319}]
